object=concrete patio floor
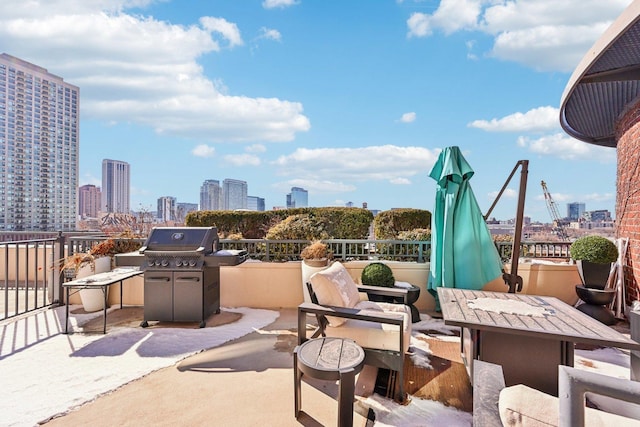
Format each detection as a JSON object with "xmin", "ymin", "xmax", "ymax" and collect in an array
[
  {"xmin": 41, "ymin": 308, "xmax": 379, "ymax": 426},
  {"xmin": 28, "ymin": 305, "xmax": 637, "ymax": 426}
]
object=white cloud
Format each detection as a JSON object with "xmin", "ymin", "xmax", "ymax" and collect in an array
[
  {"xmin": 534, "ymin": 191, "xmax": 614, "ymax": 204},
  {"xmin": 583, "ymin": 192, "xmax": 615, "ymax": 203},
  {"xmin": 399, "ymin": 112, "xmax": 416, "ymax": 123},
  {"xmin": 488, "ymin": 188, "xmax": 518, "ymax": 200},
  {"xmin": 192, "ymin": 144, "xmax": 216, "ymax": 158},
  {"xmin": 81, "ymin": 173, "xmax": 101, "ymax": 187},
  {"xmin": 274, "ymin": 179, "xmax": 356, "ymax": 194},
  {"xmin": 0, "ymin": 1, "xmax": 310, "ymax": 142},
  {"xmin": 517, "ymin": 133, "xmax": 616, "ymax": 162},
  {"xmin": 469, "ymin": 106, "xmax": 559, "ymax": 132},
  {"xmin": 535, "ymin": 192, "xmax": 572, "ymax": 203},
  {"xmin": 407, "ymin": 0, "xmax": 483, "ymax": 38},
  {"xmin": 259, "ymin": 27, "xmax": 282, "ymax": 41},
  {"xmin": 199, "ymin": 17, "xmax": 244, "ymax": 48},
  {"xmin": 406, "ymin": 0, "xmax": 633, "ymax": 72},
  {"xmin": 407, "ymin": 13, "xmax": 432, "ymax": 37},
  {"xmin": 223, "ymin": 153, "xmax": 261, "ymax": 166},
  {"xmin": 390, "ymin": 177, "xmax": 412, "ymax": 185},
  {"xmin": 246, "ymin": 144, "xmax": 267, "ymax": 153},
  {"xmin": 273, "ymin": 145, "xmax": 440, "ymax": 182},
  {"xmin": 262, "ymin": 0, "xmax": 299, "ymax": 9}
]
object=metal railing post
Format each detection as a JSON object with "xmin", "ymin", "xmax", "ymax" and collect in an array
[{"xmin": 56, "ymin": 232, "xmax": 65, "ymax": 305}]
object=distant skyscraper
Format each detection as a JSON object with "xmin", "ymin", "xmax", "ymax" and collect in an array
[
  {"xmin": 157, "ymin": 196, "xmax": 176, "ymax": 222},
  {"xmin": 102, "ymin": 159, "xmax": 130, "ymax": 214},
  {"xmin": 0, "ymin": 53, "xmax": 79, "ymax": 231},
  {"xmin": 200, "ymin": 179, "xmax": 221, "ymax": 211},
  {"xmin": 286, "ymin": 187, "xmax": 308, "ymax": 208},
  {"xmin": 247, "ymin": 196, "xmax": 265, "ymax": 211},
  {"xmin": 176, "ymin": 202, "xmax": 198, "ymax": 223},
  {"xmin": 567, "ymin": 202, "xmax": 585, "ymax": 221},
  {"xmin": 79, "ymin": 185, "xmax": 101, "ymax": 219},
  {"xmin": 223, "ymin": 179, "xmax": 247, "ymax": 210}
]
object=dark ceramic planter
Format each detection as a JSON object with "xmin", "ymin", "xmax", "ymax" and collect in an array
[
  {"xmin": 578, "ymin": 260, "xmax": 614, "ymax": 289},
  {"xmin": 575, "ymin": 285, "xmax": 615, "ymax": 305},
  {"xmin": 575, "ymin": 285, "xmax": 616, "ymax": 325}
]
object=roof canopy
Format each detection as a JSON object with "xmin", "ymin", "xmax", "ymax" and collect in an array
[{"xmin": 560, "ymin": 0, "xmax": 640, "ymax": 147}]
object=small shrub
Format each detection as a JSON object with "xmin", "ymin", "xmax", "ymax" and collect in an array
[
  {"xmin": 570, "ymin": 235, "xmax": 618, "ymax": 264},
  {"xmin": 361, "ymin": 262, "xmax": 395, "ymax": 288},
  {"xmin": 397, "ymin": 228, "xmax": 431, "ymax": 241},
  {"xmin": 265, "ymin": 214, "xmax": 329, "ymax": 240}
]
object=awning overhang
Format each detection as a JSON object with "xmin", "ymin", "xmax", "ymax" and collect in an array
[{"xmin": 560, "ymin": 0, "xmax": 640, "ymax": 147}]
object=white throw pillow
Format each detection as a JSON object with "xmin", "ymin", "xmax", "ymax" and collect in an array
[{"xmin": 310, "ymin": 262, "xmax": 361, "ymax": 326}]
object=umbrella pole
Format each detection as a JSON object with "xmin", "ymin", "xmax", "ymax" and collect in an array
[{"xmin": 485, "ymin": 160, "xmax": 529, "ymax": 293}]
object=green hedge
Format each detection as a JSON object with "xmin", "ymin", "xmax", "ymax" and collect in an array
[
  {"xmin": 186, "ymin": 207, "xmax": 373, "ymax": 239},
  {"xmin": 373, "ymin": 208, "xmax": 431, "ymax": 239}
]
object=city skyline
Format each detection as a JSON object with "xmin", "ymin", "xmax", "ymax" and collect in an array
[{"xmin": 0, "ymin": 1, "xmax": 631, "ymax": 223}]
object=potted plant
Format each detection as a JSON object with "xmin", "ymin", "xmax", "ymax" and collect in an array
[
  {"xmin": 570, "ymin": 235, "xmax": 618, "ymax": 288},
  {"xmin": 360, "ymin": 262, "xmax": 421, "ymax": 322},
  {"xmin": 300, "ymin": 240, "xmax": 330, "ymax": 267},
  {"xmin": 61, "ymin": 251, "xmax": 96, "ymax": 280},
  {"xmin": 300, "ymin": 240, "xmax": 332, "ymax": 303},
  {"xmin": 361, "ymin": 262, "xmax": 396, "ymax": 288}
]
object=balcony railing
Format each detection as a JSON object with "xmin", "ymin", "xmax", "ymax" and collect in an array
[
  {"xmin": 0, "ymin": 234, "xmax": 573, "ymax": 322},
  {"xmin": 218, "ymin": 239, "xmax": 572, "ymax": 263}
]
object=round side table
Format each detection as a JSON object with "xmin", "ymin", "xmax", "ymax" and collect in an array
[{"xmin": 294, "ymin": 337, "xmax": 365, "ymax": 427}]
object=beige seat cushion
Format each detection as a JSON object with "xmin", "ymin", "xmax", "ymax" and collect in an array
[
  {"xmin": 310, "ymin": 262, "xmax": 361, "ymax": 326},
  {"xmin": 324, "ymin": 301, "xmax": 411, "ymax": 353},
  {"xmin": 499, "ymin": 384, "xmax": 640, "ymax": 427}
]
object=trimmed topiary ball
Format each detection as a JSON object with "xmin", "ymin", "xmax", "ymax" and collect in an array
[
  {"xmin": 361, "ymin": 262, "xmax": 395, "ymax": 288},
  {"xmin": 570, "ymin": 235, "xmax": 618, "ymax": 264}
]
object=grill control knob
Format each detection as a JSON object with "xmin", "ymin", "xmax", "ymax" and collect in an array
[
  {"xmin": 175, "ymin": 260, "xmax": 182, "ymax": 267},
  {"xmin": 161, "ymin": 259, "xmax": 169, "ymax": 267},
  {"xmin": 147, "ymin": 260, "xmax": 154, "ymax": 267},
  {"xmin": 188, "ymin": 259, "xmax": 197, "ymax": 267}
]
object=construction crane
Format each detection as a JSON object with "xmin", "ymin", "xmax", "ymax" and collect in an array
[{"xmin": 541, "ymin": 180, "xmax": 569, "ymax": 241}]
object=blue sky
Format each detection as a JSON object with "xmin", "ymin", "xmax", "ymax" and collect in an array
[{"xmin": 0, "ymin": 0, "xmax": 632, "ymax": 222}]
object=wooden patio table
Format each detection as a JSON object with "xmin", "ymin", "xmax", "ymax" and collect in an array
[{"xmin": 437, "ymin": 287, "xmax": 640, "ymax": 396}]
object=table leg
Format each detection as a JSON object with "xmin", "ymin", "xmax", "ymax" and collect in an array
[
  {"xmin": 65, "ymin": 287, "xmax": 70, "ymax": 334},
  {"xmin": 293, "ymin": 347, "xmax": 301, "ymax": 418},
  {"xmin": 103, "ymin": 286, "xmax": 107, "ymax": 334},
  {"xmin": 338, "ymin": 368, "xmax": 356, "ymax": 427}
]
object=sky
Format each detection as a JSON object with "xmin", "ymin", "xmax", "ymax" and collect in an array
[{"xmin": 0, "ymin": 0, "xmax": 632, "ymax": 222}]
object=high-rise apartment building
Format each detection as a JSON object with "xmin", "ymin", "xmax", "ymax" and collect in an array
[
  {"xmin": 286, "ymin": 187, "xmax": 308, "ymax": 208},
  {"xmin": 78, "ymin": 184, "xmax": 101, "ymax": 219},
  {"xmin": 102, "ymin": 159, "xmax": 130, "ymax": 214},
  {"xmin": 157, "ymin": 196, "xmax": 176, "ymax": 222},
  {"xmin": 223, "ymin": 179, "xmax": 247, "ymax": 210},
  {"xmin": 567, "ymin": 202, "xmax": 585, "ymax": 221},
  {"xmin": 247, "ymin": 196, "xmax": 265, "ymax": 211},
  {"xmin": 0, "ymin": 54, "xmax": 79, "ymax": 230},
  {"xmin": 200, "ymin": 179, "xmax": 221, "ymax": 211}
]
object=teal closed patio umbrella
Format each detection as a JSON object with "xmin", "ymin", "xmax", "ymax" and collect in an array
[{"xmin": 428, "ymin": 146, "xmax": 503, "ymax": 306}]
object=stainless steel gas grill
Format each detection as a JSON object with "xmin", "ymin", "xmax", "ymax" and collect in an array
[{"xmin": 139, "ymin": 227, "xmax": 246, "ymax": 328}]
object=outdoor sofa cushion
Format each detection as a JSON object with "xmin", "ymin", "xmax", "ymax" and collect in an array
[
  {"xmin": 499, "ymin": 383, "xmax": 640, "ymax": 426},
  {"xmin": 322, "ymin": 300, "xmax": 412, "ymax": 353}
]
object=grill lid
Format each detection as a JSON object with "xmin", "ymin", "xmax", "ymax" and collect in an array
[{"xmin": 139, "ymin": 227, "xmax": 219, "ymax": 254}]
